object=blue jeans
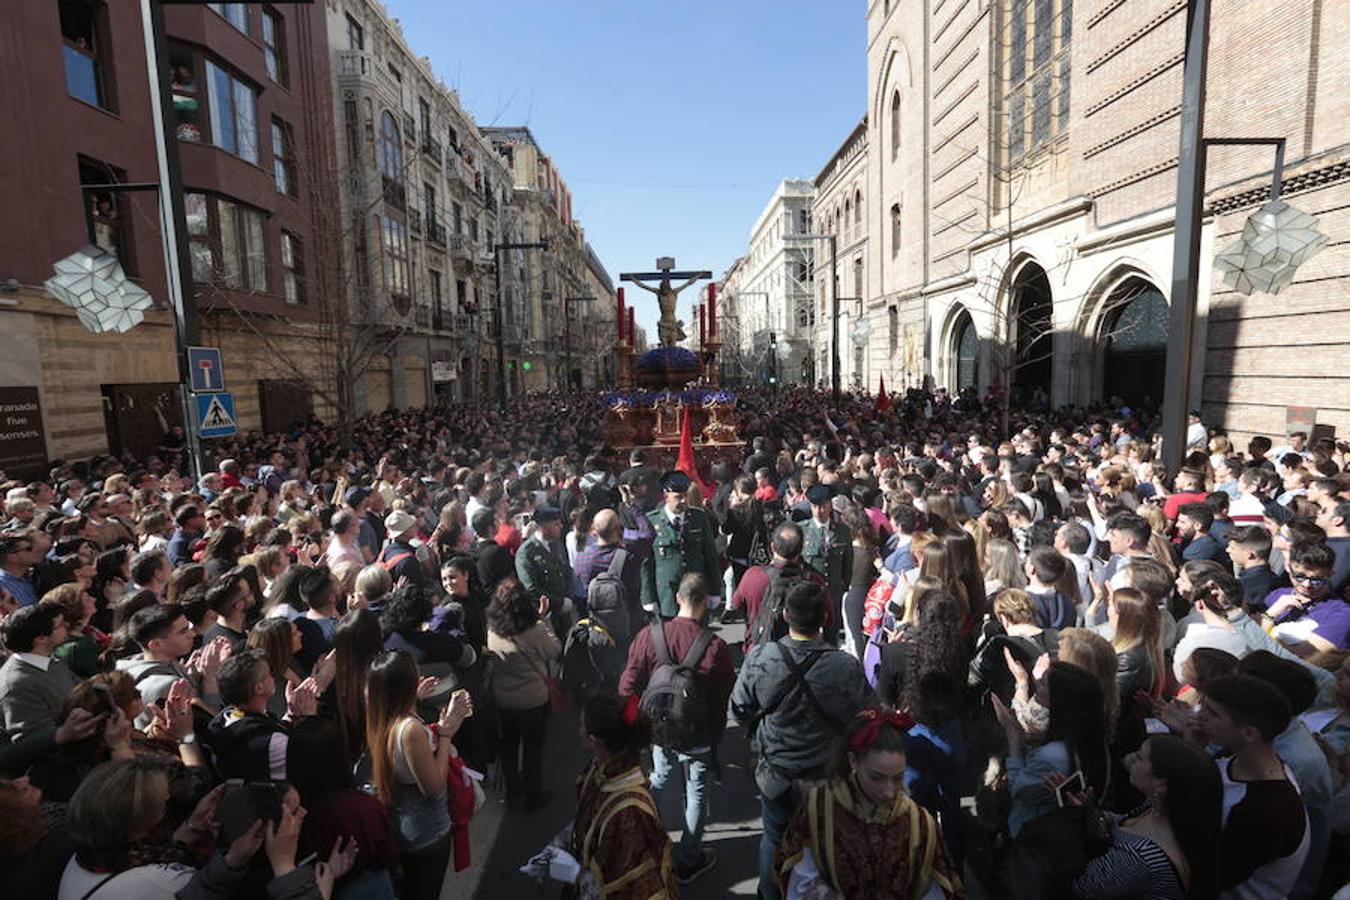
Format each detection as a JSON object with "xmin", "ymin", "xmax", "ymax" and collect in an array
[
  {"xmin": 758, "ymin": 788, "xmax": 799, "ymax": 900},
  {"xmin": 649, "ymin": 745, "xmax": 710, "ymax": 868}
]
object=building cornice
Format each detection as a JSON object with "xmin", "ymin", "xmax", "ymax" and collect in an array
[{"xmin": 965, "ymin": 195, "xmax": 1095, "ymax": 253}]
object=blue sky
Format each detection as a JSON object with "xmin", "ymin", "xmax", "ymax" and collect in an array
[{"xmin": 391, "ymin": 1, "xmax": 867, "ymax": 337}]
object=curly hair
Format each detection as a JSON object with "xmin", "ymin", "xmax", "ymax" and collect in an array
[
  {"xmin": 902, "ymin": 589, "xmax": 967, "ymax": 723},
  {"xmin": 379, "ymin": 583, "xmax": 434, "ymax": 636},
  {"xmin": 486, "ymin": 578, "xmax": 538, "ymax": 638}
]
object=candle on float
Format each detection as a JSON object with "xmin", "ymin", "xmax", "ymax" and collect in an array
[
  {"xmin": 616, "ymin": 288, "xmax": 626, "ymax": 342},
  {"xmin": 707, "ymin": 283, "xmax": 717, "ymax": 337}
]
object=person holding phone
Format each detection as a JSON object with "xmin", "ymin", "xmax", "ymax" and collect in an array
[
  {"xmin": 994, "ymin": 661, "xmax": 1109, "ymax": 838},
  {"xmin": 365, "ymin": 650, "xmax": 472, "ymax": 900}
]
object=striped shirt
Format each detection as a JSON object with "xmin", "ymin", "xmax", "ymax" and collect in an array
[{"xmin": 1072, "ymin": 828, "xmax": 1186, "ymax": 899}]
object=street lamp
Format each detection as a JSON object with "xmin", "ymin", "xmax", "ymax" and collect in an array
[
  {"xmin": 491, "ymin": 240, "xmax": 549, "ymax": 401},
  {"xmin": 562, "ymin": 295, "xmax": 595, "ymax": 391},
  {"xmin": 1161, "ymin": 0, "xmax": 1329, "ymax": 472}
]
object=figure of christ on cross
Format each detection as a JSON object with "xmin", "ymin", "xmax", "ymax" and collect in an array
[{"xmin": 620, "ymin": 258, "xmax": 713, "ymax": 349}]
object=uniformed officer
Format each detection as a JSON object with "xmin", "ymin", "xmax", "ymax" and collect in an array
[
  {"xmin": 640, "ymin": 472, "xmax": 723, "ymax": 619},
  {"xmin": 800, "ymin": 484, "xmax": 852, "ymax": 640},
  {"xmin": 515, "ymin": 504, "xmax": 576, "ymax": 632}
]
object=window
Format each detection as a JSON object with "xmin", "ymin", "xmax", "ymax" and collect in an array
[
  {"xmin": 381, "ymin": 216, "xmax": 411, "ymax": 309},
  {"xmin": 60, "ymin": 0, "xmax": 111, "ymax": 110},
  {"xmin": 271, "ymin": 118, "xmax": 296, "ymax": 197},
  {"xmin": 280, "ymin": 231, "xmax": 303, "ymax": 304},
  {"xmin": 854, "ymin": 190, "xmax": 863, "ymax": 225},
  {"xmin": 208, "ymin": 3, "xmax": 248, "ymax": 33},
  {"xmin": 1003, "ymin": 0, "xmax": 1072, "ymax": 161},
  {"xmin": 451, "ymin": 202, "xmax": 463, "ymax": 235},
  {"xmin": 419, "ymin": 98, "xmax": 432, "ymax": 144},
  {"xmin": 468, "ymin": 217, "xmax": 479, "ymax": 243},
  {"xmin": 447, "ymin": 125, "xmax": 459, "ymax": 150},
  {"xmin": 455, "ymin": 278, "xmax": 468, "ymax": 313},
  {"xmin": 853, "ymin": 257, "xmax": 863, "ymax": 299},
  {"xmin": 262, "ymin": 9, "xmax": 286, "ymax": 86},
  {"xmin": 888, "ymin": 307, "xmax": 899, "ymax": 353},
  {"xmin": 890, "ymin": 91, "xmax": 901, "ymax": 160},
  {"xmin": 79, "ymin": 158, "xmax": 136, "ymax": 275},
  {"xmin": 378, "ymin": 111, "xmax": 405, "ymax": 209},
  {"xmin": 184, "ymin": 192, "xmax": 267, "ymax": 291},
  {"xmin": 890, "ymin": 203, "xmax": 902, "ymax": 256},
  {"xmin": 345, "ymin": 13, "xmax": 364, "ymax": 50},
  {"xmin": 430, "ymin": 269, "xmax": 444, "ymax": 327},
  {"xmin": 169, "ymin": 45, "xmax": 201, "ymax": 142},
  {"xmin": 424, "ymin": 182, "xmax": 436, "ymax": 220},
  {"xmin": 206, "ymin": 61, "xmax": 258, "ymax": 163}
]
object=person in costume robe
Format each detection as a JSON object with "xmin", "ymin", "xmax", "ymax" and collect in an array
[
  {"xmin": 777, "ymin": 706, "xmax": 965, "ymax": 900},
  {"xmin": 562, "ymin": 693, "xmax": 678, "ymax": 899}
]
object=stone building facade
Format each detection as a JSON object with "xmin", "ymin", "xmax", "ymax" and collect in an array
[
  {"xmin": 863, "ymin": 0, "xmax": 1349, "ymax": 441},
  {"xmin": 737, "ymin": 180, "xmax": 819, "ymax": 387},
  {"xmin": 481, "ymin": 127, "xmax": 615, "ymax": 394},
  {"xmin": 812, "ymin": 119, "xmax": 871, "ymax": 391}
]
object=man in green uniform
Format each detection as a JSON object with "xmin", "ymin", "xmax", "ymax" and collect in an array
[
  {"xmin": 515, "ymin": 504, "xmax": 576, "ymax": 631},
  {"xmin": 800, "ymin": 484, "xmax": 852, "ymax": 642},
  {"xmin": 641, "ymin": 472, "xmax": 723, "ymax": 620}
]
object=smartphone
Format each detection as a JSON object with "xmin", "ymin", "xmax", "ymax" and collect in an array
[{"xmin": 1055, "ymin": 770, "xmax": 1086, "ymax": 808}]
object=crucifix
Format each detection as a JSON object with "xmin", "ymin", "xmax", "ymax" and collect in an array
[{"xmin": 620, "ymin": 257, "xmax": 713, "ymax": 348}]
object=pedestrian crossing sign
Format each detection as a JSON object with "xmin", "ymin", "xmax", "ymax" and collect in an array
[{"xmin": 196, "ymin": 392, "xmax": 237, "ymax": 438}]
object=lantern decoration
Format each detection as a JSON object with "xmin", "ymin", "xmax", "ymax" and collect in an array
[
  {"xmin": 1213, "ymin": 199, "xmax": 1329, "ymax": 296},
  {"xmin": 45, "ymin": 245, "xmax": 154, "ymax": 333}
]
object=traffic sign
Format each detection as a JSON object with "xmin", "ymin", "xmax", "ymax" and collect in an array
[
  {"xmin": 196, "ymin": 392, "xmax": 237, "ymax": 439},
  {"xmin": 187, "ymin": 346, "xmax": 226, "ymax": 392}
]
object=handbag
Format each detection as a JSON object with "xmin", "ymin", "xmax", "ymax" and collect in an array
[{"xmin": 521, "ymin": 645, "xmax": 569, "ymax": 714}]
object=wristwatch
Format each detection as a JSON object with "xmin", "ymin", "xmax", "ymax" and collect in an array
[{"xmin": 180, "ymin": 732, "xmax": 198, "ymax": 745}]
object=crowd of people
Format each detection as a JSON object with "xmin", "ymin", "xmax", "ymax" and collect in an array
[{"xmin": 0, "ymin": 384, "xmax": 1346, "ymax": 899}]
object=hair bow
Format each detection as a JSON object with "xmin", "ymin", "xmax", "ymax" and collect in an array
[{"xmin": 848, "ymin": 706, "xmax": 915, "ymax": 755}]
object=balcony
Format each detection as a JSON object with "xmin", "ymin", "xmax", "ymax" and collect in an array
[
  {"xmin": 453, "ymin": 313, "xmax": 474, "ymax": 333},
  {"xmin": 381, "ymin": 176, "xmax": 406, "ymax": 212},
  {"xmin": 335, "ymin": 50, "xmax": 372, "ymax": 87},
  {"xmin": 427, "ymin": 218, "xmax": 447, "ymax": 246},
  {"xmin": 421, "ymin": 136, "xmax": 443, "ymax": 166}
]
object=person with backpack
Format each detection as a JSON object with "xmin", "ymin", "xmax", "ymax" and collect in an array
[
  {"xmin": 732, "ymin": 522, "xmax": 830, "ymax": 651},
  {"xmin": 731, "ymin": 580, "xmax": 874, "ymax": 900},
  {"xmin": 618, "ymin": 573, "xmax": 735, "ymax": 885},
  {"xmin": 381, "ymin": 510, "xmax": 434, "ymax": 592}
]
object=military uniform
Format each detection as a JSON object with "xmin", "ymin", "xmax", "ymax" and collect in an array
[
  {"xmin": 515, "ymin": 534, "xmax": 575, "ymax": 604},
  {"xmin": 801, "ymin": 485, "xmax": 853, "ymax": 641},
  {"xmin": 801, "ymin": 516, "xmax": 852, "ymax": 599},
  {"xmin": 640, "ymin": 473, "xmax": 723, "ymax": 619}
]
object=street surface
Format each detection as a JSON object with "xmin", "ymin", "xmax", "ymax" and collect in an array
[{"xmin": 452, "ymin": 617, "xmax": 760, "ymax": 899}]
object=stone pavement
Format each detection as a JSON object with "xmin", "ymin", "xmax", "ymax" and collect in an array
[{"xmin": 449, "ymin": 618, "xmax": 762, "ymax": 899}]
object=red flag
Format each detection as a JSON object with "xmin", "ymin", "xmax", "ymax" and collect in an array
[
  {"xmin": 876, "ymin": 374, "xmax": 893, "ymax": 413},
  {"xmin": 676, "ymin": 406, "xmax": 714, "ymax": 497}
]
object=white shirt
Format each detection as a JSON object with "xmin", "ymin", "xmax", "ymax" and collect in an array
[{"xmin": 15, "ymin": 652, "xmax": 52, "ymax": 672}]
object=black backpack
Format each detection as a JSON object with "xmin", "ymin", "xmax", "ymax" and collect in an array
[
  {"xmin": 749, "ymin": 563, "xmax": 811, "ymax": 648},
  {"xmin": 560, "ymin": 617, "xmax": 624, "ymax": 700},
  {"xmin": 640, "ymin": 622, "xmax": 715, "ymax": 751},
  {"xmin": 585, "ymin": 549, "xmax": 631, "ymax": 644}
]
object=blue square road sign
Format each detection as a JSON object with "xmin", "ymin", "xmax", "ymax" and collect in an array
[
  {"xmin": 187, "ymin": 346, "xmax": 226, "ymax": 392},
  {"xmin": 196, "ymin": 392, "xmax": 237, "ymax": 439}
]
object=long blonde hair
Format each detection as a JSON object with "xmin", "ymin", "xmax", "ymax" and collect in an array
[
  {"xmin": 363, "ymin": 650, "xmax": 420, "ymax": 806},
  {"xmin": 983, "ymin": 539, "xmax": 1026, "ymax": 592},
  {"xmin": 1057, "ymin": 628, "xmax": 1120, "ymax": 729}
]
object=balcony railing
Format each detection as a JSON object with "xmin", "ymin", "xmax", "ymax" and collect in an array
[
  {"xmin": 453, "ymin": 313, "xmax": 473, "ymax": 333},
  {"xmin": 381, "ymin": 176, "xmax": 406, "ymax": 212},
  {"xmin": 427, "ymin": 219, "xmax": 447, "ymax": 246},
  {"xmin": 421, "ymin": 136, "xmax": 443, "ymax": 166}
]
